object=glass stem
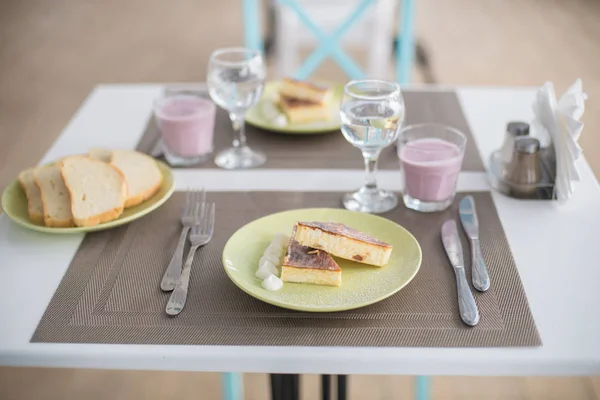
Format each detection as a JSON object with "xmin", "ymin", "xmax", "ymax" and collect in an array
[
  {"xmin": 229, "ymin": 113, "xmax": 247, "ymax": 148},
  {"xmin": 362, "ymin": 150, "xmax": 381, "ymax": 191}
]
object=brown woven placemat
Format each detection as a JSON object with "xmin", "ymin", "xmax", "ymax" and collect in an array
[
  {"xmin": 137, "ymin": 91, "xmax": 485, "ymax": 171},
  {"xmin": 32, "ymin": 191, "xmax": 540, "ymax": 347}
]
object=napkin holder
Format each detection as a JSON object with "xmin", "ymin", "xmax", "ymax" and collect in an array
[
  {"xmin": 488, "ymin": 79, "xmax": 586, "ymax": 201},
  {"xmin": 488, "ymin": 145, "xmax": 556, "ymax": 200}
]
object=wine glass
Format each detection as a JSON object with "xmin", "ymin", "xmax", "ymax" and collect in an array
[
  {"xmin": 207, "ymin": 48, "xmax": 266, "ymax": 169},
  {"xmin": 340, "ymin": 80, "xmax": 405, "ymax": 213}
]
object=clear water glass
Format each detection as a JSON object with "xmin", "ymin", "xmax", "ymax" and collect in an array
[
  {"xmin": 340, "ymin": 80, "xmax": 405, "ymax": 213},
  {"xmin": 207, "ymin": 47, "xmax": 266, "ymax": 169}
]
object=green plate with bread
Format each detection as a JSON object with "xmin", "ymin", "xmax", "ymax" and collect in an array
[{"xmin": 1, "ymin": 150, "xmax": 175, "ymax": 234}]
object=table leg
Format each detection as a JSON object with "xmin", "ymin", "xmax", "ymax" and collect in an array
[
  {"xmin": 321, "ymin": 375, "xmax": 331, "ymax": 400},
  {"xmin": 270, "ymin": 374, "xmax": 283, "ymax": 400},
  {"xmin": 290, "ymin": 374, "xmax": 299, "ymax": 400},
  {"xmin": 337, "ymin": 375, "xmax": 347, "ymax": 400},
  {"xmin": 271, "ymin": 374, "xmax": 300, "ymax": 400}
]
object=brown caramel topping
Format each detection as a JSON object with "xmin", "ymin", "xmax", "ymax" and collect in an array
[{"xmin": 283, "ymin": 239, "xmax": 341, "ymax": 272}]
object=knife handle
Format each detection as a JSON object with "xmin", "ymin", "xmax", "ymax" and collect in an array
[
  {"xmin": 455, "ymin": 267, "xmax": 480, "ymax": 326},
  {"xmin": 470, "ymin": 239, "xmax": 490, "ymax": 292}
]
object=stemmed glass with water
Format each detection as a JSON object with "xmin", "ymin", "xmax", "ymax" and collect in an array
[
  {"xmin": 340, "ymin": 80, "xmax": 405, "ymax": 213},
  {"xmin": 207, "ymin": 48, "xmax": 266, "ymax": 169}
]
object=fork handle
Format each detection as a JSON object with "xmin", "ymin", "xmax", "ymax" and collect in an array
[
  {"xmin": 160, "ymin": 226, "xmax": 191, "ymax": 291},
  {"xmin": 166, "ymin": 244, "xmax": 199, "ymax": 316}
]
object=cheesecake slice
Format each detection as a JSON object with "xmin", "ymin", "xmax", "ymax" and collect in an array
[
  {"xmin": 278, "ymin": 78, "xmax": 332, "ymax": 104},
  {"xmin": 281, "ymin": 236, "xmax": 342, "ymax": 287},
  {"xmin": 276, "ymin": 95, "xmax": 331, "ymax": 124},
  {"xmin": 294, "ymin": 222, "xmax": 393, "ymax": 267}
]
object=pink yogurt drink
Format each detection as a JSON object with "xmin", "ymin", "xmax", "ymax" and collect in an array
[
  {"xmin": 398, "ymin": 126, "xmax": 466, "ymax": 212},
  {"xmin": 154, "ymin": 95, "xmax": 216, "ymax": 165}
]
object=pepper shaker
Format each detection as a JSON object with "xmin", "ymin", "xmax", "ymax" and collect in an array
[
  {"xmin": 500, "ymin": 122, "xmax": 530, "ymax": 164},
  {"xmin": 504, "ymin": 137, "xmax": 542, "ymax": 196}
]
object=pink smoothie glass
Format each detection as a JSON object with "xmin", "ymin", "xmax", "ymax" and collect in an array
[
  {"xmin": 398, "ymin": 123, "xmax": 467, "ymax": 212},
  {"xmin": 153, "ymin": 93, "xmax": 216, "ymax": 166}
]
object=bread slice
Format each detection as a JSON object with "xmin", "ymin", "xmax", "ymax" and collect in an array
[
  {"xmin": 109, "ymin": 149, "xmax": 163, "ymax": 208},
  {"xmin": 34, "ymin": 164, "xmax": 74, "ymax": 227},
  {"xmin": 88, "ymin": 148, "xmax": 112, "ymax": 163},
  {"xmin": 18, "ymin": 167, "xmax": 45, "ymax": 225},
  {"xmin": 60, "ymin": 156, "xmax": 127, "ymax": 227}
]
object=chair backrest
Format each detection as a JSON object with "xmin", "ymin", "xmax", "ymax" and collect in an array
[
  {"xmin": 273, "ymin": 0, "xmax": 396, "ymax": 81},
  {"xmin": 242, "ymin": 0, "xmax": 415, "ymax": 84}
]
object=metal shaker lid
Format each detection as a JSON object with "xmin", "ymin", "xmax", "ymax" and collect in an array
[
  {"xmin": 515, "ymin": 137, "xmax": 540, "ymax": 154},
  {"xmin": 507, "ymin": 122, "xmax": 530, "ymax": 136}
]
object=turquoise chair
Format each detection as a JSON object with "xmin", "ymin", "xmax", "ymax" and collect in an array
[
  {"xmin": 242, "ymin": 0, "xmax": 416, "ymax": 84},
  {"xmin": 228, "ymin": 2, "xmax": 427, "ymax": 399}
]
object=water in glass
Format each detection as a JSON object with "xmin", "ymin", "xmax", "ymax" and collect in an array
[
  {"xmin": 340, "ymin": 80, "xmax": 405, "ymax": 214},
  {"xmin": 208, "ymin": 69, "xmax": 264, "ymax": 115},
  {"xmin": 207, "ymin": 48, "xmax": 266, "ymax": 169},
  {"xmin": 341, "ymin": 101, "xmax": 403, "ymax": 150}
]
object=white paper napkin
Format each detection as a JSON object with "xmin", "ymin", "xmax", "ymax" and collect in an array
[{"xmin": 531, "ymin": 79, "xmax": 587, "ymax": 202}]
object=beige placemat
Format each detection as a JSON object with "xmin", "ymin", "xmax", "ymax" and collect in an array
[
  {"xmin": 137, "ymin": 91, "xmax": 485, "ymax": 171},
  {"xmin": 32, "ymin": 191, "xmax": 540, "ymax": 347}
]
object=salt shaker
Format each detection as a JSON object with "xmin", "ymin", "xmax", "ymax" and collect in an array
[
  {"xmin": 504, "ymin": 137, "xmax": 542, "ymax": 196},
  {"xmin": 500, "ymin": 122, "xmax": 530, "ymax": 164}
]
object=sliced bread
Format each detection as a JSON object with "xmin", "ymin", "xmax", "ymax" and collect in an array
[
  {"xmin": 34, "ymin": 164, "xmax": 74, "ymax": 227},
  {"xmin": 88, "ymin": 148, "xmax": 112, "ymax": 163},
  {"xmin": 60, "ymin": 156, "xmax": 127, "ymax": 227},
  {"xmin": 109, "ymin": 149, "xmax": 163, "ymax": 208},
  {"xmin": 18, "ymin": 167, "xmax": 45, "ymax": 225}
]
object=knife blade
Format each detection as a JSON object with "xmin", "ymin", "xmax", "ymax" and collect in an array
[
  {"xmin": 441, "ymin": 219, "xmax": 480, "ymax": 326},
  {"xmin": 458, "ymin": 195, "xmax": 491, "ymax": 292}
]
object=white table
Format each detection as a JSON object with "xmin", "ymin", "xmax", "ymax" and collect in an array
[{"xmin": 1, "ymin": 85, "xmax": 600, "ymax": 377}]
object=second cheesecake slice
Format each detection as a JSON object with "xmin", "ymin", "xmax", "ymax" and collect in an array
[{"xmin": 281, "ymin": 237, "xmax": 342, "ymax": 287}]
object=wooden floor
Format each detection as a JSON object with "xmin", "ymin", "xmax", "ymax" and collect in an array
[{"xmin": 1, "ymin": 0, "xmax": 599, "ymax": 398}]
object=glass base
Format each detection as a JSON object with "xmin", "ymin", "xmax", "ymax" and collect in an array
[
  {"xmin": 164, "ymin": 148, "xmax": 211, "ymax": 167},
  {"xmin": 343, "ymin": 188, "xmax": 398, "ymax": 214},
  {"xmin": 214, "ymin": 146, "xmax": 266, "ymax": 170},
  {"xmin": 402, "ymin": 193, "xmax": 454, "ymax": 212}
]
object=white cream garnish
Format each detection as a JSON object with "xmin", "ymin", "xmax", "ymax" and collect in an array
[
  {"xmin": 265, "ymin": 243, "xmax": 285, "ymax": 258},
  {"xmin": 259, "ymin": 253, "xmax": 281, "ymax": 267},
  {"xmin": 256, "ymin": 233, "xmax": 291, "ymax": 289},
  {"xmin": 255, "ymin": 260, "xmax": 278, "ymax": 279},
  {"xmin": 260, "ymin": 99, "xmax": 288, "ymax": 127},
  {"xmin": 272, "ymin": 233, "xmax": 290, "ymax": 248},
  {"xmin": 262, "ymin": 274, "xmax": 284, "ymax": 291}
]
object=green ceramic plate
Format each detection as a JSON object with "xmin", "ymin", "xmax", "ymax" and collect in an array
[
  {"xmin": 245, "ymin": 80, "xmax": 344, "ymax": 134},
  {"xmin": 222, "ymin": 208, "xmax": 422, "ymax": 312},
  {"xmin": 1, "ymin": 161, "xmax": 175, "ymax": 234}
]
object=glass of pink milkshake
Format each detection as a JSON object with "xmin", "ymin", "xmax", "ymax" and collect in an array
[
  {"xmin": 153, "ymin": 93, "xmax": 216, "ymax": 166},
  {"xmin": 398, "ymin": 124, "xmax": 467, "ymax": 212}
]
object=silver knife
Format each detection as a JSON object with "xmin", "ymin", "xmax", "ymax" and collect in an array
[
  {"xmin": 458, "ymin": 195, "xmax": 491, "ymax": 292},
  {"xmin": 441, "ymin": 219, "xmax": 480, "ymax": 326}
]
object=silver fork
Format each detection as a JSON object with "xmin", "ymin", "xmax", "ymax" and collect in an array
[
  {"xmin": 160, "ymin": 189, "xmax": 206, "ymax": 292},
  {"xmin": 166, "ymin": 202, "xmax": 215, "ymax": 316}
]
